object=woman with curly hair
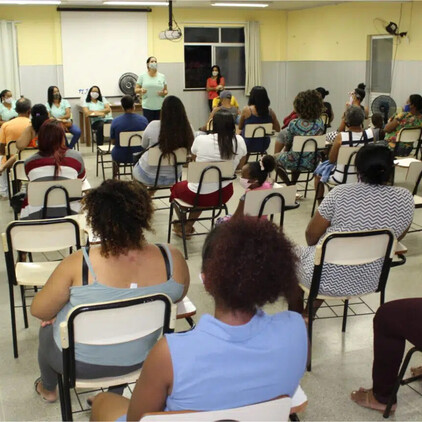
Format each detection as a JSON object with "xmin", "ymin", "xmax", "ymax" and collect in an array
[
  {"xmin": 275, "ymin": 90, "xmax": 325, "ymax": 184},
  {"xmin": 30, "ymin": 179, "xmax": 190, "ymax": 403},
  {"xmin": 91, "ymin": 217, "xmax": 308, "ymax": 421}
]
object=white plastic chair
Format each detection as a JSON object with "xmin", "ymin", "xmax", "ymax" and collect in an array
[
  {"xmin": 395, "ymin": 127, "xmax": 422, "ymax": 158},
  {"xmin": 113, "ymin": 130, "xmax": 144, "ymax": 178},
  {"xmin": 59, "ymin": 294, "xmax": 177, "ymax": 421},
  {"xmin": 141, "ymin": 396, "xmax": 292, "ymax": 421},
  {"xmin": 300, "ymin": 229, "xmax": 396, "ymax": 371},
  {"xmin": 243, "ymin": 122, "xmax": 274, "ymax": 160},
  {"xmin": 2, "ymin": 218, "xmax": 82, "ymax": 358}
]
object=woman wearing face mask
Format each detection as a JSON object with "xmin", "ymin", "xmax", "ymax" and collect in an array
[
  {"xmin": 135, "ymin": 56, "xmax": 168, "ymax": 123},
  {"xmin": 0, "ymin": 89, "xmax": 18, "ymax": 127},
  {"xmin": 206, "ymin": 65, "xmax": 225, "ymax": 112},
  {"xmin": 82, "ymin": 86, "xmax": 112, "ymax": 146},
  {"xmin": 384, "ymin": 94, "xmax": 422, "ymax": 156},
  {"xmin": 46, "ymin": 86, "xmax": 81, "ymax": 149}
]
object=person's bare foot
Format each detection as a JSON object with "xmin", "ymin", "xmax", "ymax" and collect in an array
[
  {"xmin": 350, "ymin": 387, "xmax": 396, "ymax": 413},
  {"xmin": 34, "ymin": 378, "xmax": 58, "ymax": 403}
]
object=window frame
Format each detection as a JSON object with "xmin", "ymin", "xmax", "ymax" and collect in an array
[{"xmin": 183, "ymin": 26, "xmax": 246, "ymax": 91}]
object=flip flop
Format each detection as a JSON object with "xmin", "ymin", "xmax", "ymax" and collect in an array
[
  {"xmin": 350, "ymin": 387, "xmax": 396, "ymax": 413},
  {"xmin": 34, "ymin": 377, "xmax": 58, "ymax": 403}
]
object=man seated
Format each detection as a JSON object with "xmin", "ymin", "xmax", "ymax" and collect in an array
[{"xmin": 110, "ymin": 95, "xmax": 148, "ymax": 176}]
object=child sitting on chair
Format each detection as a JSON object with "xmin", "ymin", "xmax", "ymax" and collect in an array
[{"xmin": 218, "ymin": 155, "xmax": 276, "ymax": 223}]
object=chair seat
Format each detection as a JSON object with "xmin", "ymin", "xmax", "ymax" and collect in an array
[
  {"xmin": 394, "ymin": 157, "xmax": 421, "ymax": 168},
  {"xmin": 75, "ymin": 368, "xmax": 141, "ymax": 389},
  {"xmin": 15, "ymin": 261, "xmax": 60, "ymax": 286},
  {"xmin": 415, "ymin": 195, "xmax": 422, "ymax": 207},
  {"xmin": 173, "ymin": 198, "xmax": 223, "ymax": 210},
  {"xmin": 299, "ymin": 282, "xmax": 369, "ymax": 301},
  {"xmin": 98, "ymin": 145, "xmax": 113, "ymax": 154},
  {"xmin": 176, "ymin": 296, "xmax": 196, "ymax": 319},
  {"xmin": 395, "ymin": 242, "xmax": 408, "ymax": 255}
]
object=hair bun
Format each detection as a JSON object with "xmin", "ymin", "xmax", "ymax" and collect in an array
[
  {"xmin": 357, "ymin": 83, "xmax": 366, "ymax": 90},
  {"xmin": 261, "ymin": 155, "xmax": 276, "ymax": 173}
]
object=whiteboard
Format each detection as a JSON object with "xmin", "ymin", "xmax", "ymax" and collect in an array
[{"xmin": 61, "ymin": 11, "xmax": 148, "ymax": 98}]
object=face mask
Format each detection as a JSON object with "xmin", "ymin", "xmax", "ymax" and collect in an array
[
  {"xmin": 4, "ymin": 97, "xmax": 13, "ymax": 104},
  {"xmin": 149, "ymin": 62, "xmax": 157, "ymax": 70},
  {"xmin": 212, "ymin": 71, "xmax": 218, "ymax": 77},
  {"xmin": 53, "ymin": 93, "xmax": 60, "ymax": 100},
  {"xmin": 403, "ymin": 104, "xmax": 410, "ymax": 112},
  {"xmin": 239, "ymin": 177, "xmax": 252, "ymax": 190},
  {"xmin": 90, "ymin": 92, "xmax": 99, "ymax": 100}
]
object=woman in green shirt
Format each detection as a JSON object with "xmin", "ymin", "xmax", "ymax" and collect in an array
[
  {"xmin": 82, "ymin": 86, "xmax": 112, "ymax": 146},
  {"xmin": 0, "ymin": 89, "xmax": 18, "ymax": 127},
  {"xmin": 46, "ymin": 86, "xmax": 81, "ymax": 149},
  {"xmin": 135, "ymin": 56, "xmax": 168, "ymax": 123}
]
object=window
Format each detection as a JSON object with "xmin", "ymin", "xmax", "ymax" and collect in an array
[
  {"xmin": 184, "ymin": 27, "xmax": 245, "ymax": 90},
  {"xmin": 370, "ymin": 35, "xmax": 393, "ymax": 93}
]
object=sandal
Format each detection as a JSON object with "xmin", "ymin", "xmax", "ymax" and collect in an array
[
  {"xmin": 34, "ymin": 377, "xmax": 58, "ymax": 403},
  {"xmin": 350, "ymin": 387, "xmax": 396, "ymax": 413},
  {"xmin": 172, "ymin": 225, "xmax": 195, "ymax": 240}
]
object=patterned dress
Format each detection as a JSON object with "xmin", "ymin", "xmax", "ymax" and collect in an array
[
  {"xmin": 385, "ymin": 112, "xmax": 422, "ymax": 156},
  {"xmin": 299, "ymin": 183, "xmax": 414, "ymax": 296},
  {"xmin": 278, "ymin": 118, "xmax": 325, "ymax": 171}
]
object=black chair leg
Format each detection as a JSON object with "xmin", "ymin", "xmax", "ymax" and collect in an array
[
  {"xmin": 57, "ymin": 375, "xmax": 67, "ymax": 421},
  {"xmin": 20, "ymin": 285, "xmax": 29, "ymax": 329},
  {"xmin": 180, "ymin": 211, "xmax": 189, "ymax": 260},
  {"xmin": 185, "ymin": 316, "xmax": 195, "ymax": 328},
  {"xmin": 8, "ymin": 283, "xmax": 18, "ymax": 358},
  {"xmin": 290, "ymin": 413, "xmax": 300, "ymax": 421},
  {"xmin": 101, "ymin": 155, "xmax": 106, "ymax": 181},
  {"xmin": 383, "ymin": 347, "xmax": 419, "ymax": 418},
  {"xmin": 167, "ymin": 204, "xmax": 174, "ymax": 243},
  {"xmin": 307, "ymin": 299, "xmax": 314, "ymax": 372},
  {"xmin": 342, "ymin": 299, "xmax": 349, "ymax": 332}
]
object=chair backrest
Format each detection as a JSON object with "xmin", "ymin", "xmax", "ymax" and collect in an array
[
  {"xmin": 6, "ymin": 140, "xmax": 17, "ymax": 158},
  {"xmin": 363, "ymin": 118, "xmax": 370, "ymax": 129},
  {"xmin": 310, "ymin": 229, "xmax": 396, "ymax": 298},
  {"xmin": 18, "ymin": 148, "xmax": 38, "ymax": 161},
  {"xmin": 406, "ymin": 160, "xmax": 422, "ymax": 195},
  {"xmin": 141, "ymin": 396, "xmax": 292, "ymax": 421},
  {"xmin": 243, "ymin": 185, "xmax": 297, "ymax": 224},
  {"xmin": 103, "ymin": 122, "xmax": 111, "ymax": 138},
  {"xmin": 292, "ymin": 135, "xmax": 326, "ymax": 152},
  {"xmin": 2, "ymin": 218, "xmax": 81, "ymax": 254},
  {"xmin": 147, "ymin": 147, "xmax": 188, "ymax": 166},
  {"xmin": 244, "ymin": 123, "xmax": 273, "ymax": 138},
  {"xmin": 60, "ymin": 294, "xmax": 176, "ymax": 384},
  {"xmin": 320, "ymin": 113, "xmax": 330, "ymax": 125},
  {"xmin": 12, "ymin": 160, "xmax": 27, "ymax": 182},
  {"xmin": 187, "ymin": 161, "xmax": 234, "ymax": 184},
  {"xmin": 119, "ymin": 131, "xmax": 144, "ymax": 148},
  {"xmin": 27, "ymin": 179, "xmax": 83, "ymax": 208},
  {"xmin": 336, "ymin": 145, "xmax": 361, "ymax": 166},
  {"xmin": 397, "ymin": 127, "xmax": 422, "ymax": 145}
]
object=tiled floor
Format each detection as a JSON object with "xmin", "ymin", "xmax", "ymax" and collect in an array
[{"xmin": 0, "ymin": 143, "xmax": 421, "ymax": 421}]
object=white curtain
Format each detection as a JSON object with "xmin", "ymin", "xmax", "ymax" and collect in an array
[
  {"xmin": 244, "ymin": 21, "xmax": 262, "ymax": 96},
  {"xmin": 0, "ymin": 21, "xmax": 21, "ymax": 97}
]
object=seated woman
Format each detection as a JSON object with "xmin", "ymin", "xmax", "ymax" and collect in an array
[
  {"xmin": 384, "ymin": 94, "xmax": 422, "ymax": 157},
  {"xmin": 275, "ymin": 90, "xmax": 325, "ymax": 184},
  {"xmin": 337, "ymin": 83, "xmax": 369, "ymax": 132},
  {"xmin": 0, "ymin": 89, "xmax": 18, "ymax": 126},
  {"xmin": 20, "ymin": 119, "xmax": 86, "ymax": 219},
  {"xmin": 31, "ymin": 179, "xmax": 190, "ymax": 403},
  {"xmin": 133, "ymin": 95, "xmax": 194, "ymax": 187},
  {"xmin": 351, "ymin": 298, "xmax": 422, "ymax": 413},
  {"xmin": 82, "ymin": 86, "xmax": 112, "ymax": 146},
  {"xmin": 289, "ymin": 144, "xmax": 414, "ymax": 315},
  {"xmin": 200, "ymin": 90, "xmax": 239, "ymax": 131},
  {"xmin": 313, "ymin": 106, "xmax": 374, "ymax": 200},
  {"xmin": 170, "ymin": 109, "xmax": 247, "ymax": 238},
  {"xmin": 91, "ymin": 217, "xmax": 308, "ymax": 421},
  {"xmin": 315, "ymin": 87, "xmax": 334, "ymax": 126},
  {"xmin": 238, "ymin": 86, "xmax": 280, "ymax": 153},
  {"xmin": 46, "ymin": 86, "xmax": 81, "ymax": 149}
]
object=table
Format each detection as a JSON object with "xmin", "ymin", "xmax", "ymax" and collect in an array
[{"xmin": 78, "ymin": 103, "xmax": 143, "ymax": 147}]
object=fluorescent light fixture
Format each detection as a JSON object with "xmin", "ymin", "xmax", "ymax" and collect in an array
[
  {"xmin": 0, "ymin": 0, "xmax": 60, "ymax": 3},
  {"xmin": 211, "ymin": 2, "xmax": 268, "ymax": 7},
  {"xmin": 103, "ymin": 1, "xmax": 169, "ymax": 5}
]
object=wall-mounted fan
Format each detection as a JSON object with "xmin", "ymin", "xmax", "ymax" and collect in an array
[
  {"xmin": 371, "ymin": 95, "xmax": 397, "ymax": 124},
  {"xmin": 119, "ymin": 72, "xmax": 138, "ymax": 95}
]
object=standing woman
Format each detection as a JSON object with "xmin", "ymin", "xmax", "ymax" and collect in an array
[
  {"xmin": 0, "ymin": 89, "xmax": 18, "ymax": 126},
  {"xmin": 46, "ymin": 86, "xmax": 81, "ymax": 149},
  {"xmin": 135, "ymin": 57, "xmax": 168, "ymax": 123},
  {"xmin": 82, "ymin": 86, "xmax": 112, "ymax": 146},
  {"xmin": 206, "ymin": 65, "xmax": 225, "ymax": 111}
]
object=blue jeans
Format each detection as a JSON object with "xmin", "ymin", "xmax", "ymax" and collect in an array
[{"xmin": 67, "ymin": 124, "xmax": 81, "ymax": 149}]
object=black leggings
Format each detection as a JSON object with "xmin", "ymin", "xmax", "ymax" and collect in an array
[{"xmin": 92, "ymin": 120, "xmax": 104, "ymax": 145}]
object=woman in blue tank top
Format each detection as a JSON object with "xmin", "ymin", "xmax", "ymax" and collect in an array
[
  {"xmin": 31, "ymin": 179, "xmax": 190, "ymax": 403},
  {"xmin": 91, "ymin": 218, "xmax": 308, "ymax": 421}
]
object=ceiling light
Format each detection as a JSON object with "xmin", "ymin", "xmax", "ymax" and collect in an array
[
  {"xmin": 211, "ymin": 2, "xmax": 268, "ymax": 7},
  {"xmin": 0, "ymin": 0, "xmax": 60, "ymax": 3},
  {"xmin": 103, "ymin": 1, "xmax": 169, "ymax": 5}
]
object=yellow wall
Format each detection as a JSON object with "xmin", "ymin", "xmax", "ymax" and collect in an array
[
  {"xmin": 286, "ymin": 1, "xmax": 419, "ymax": 61},
  {"xmin": 0, "ymin": 5, "xmax": 62, "ymax": 65},
  {"xmin": 2, "ymin": 1, "xmax": 422, "ymax": 67},
  {"xmin": 147, "ymin": 7, "xmax": 287, "ymax": 62}
]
